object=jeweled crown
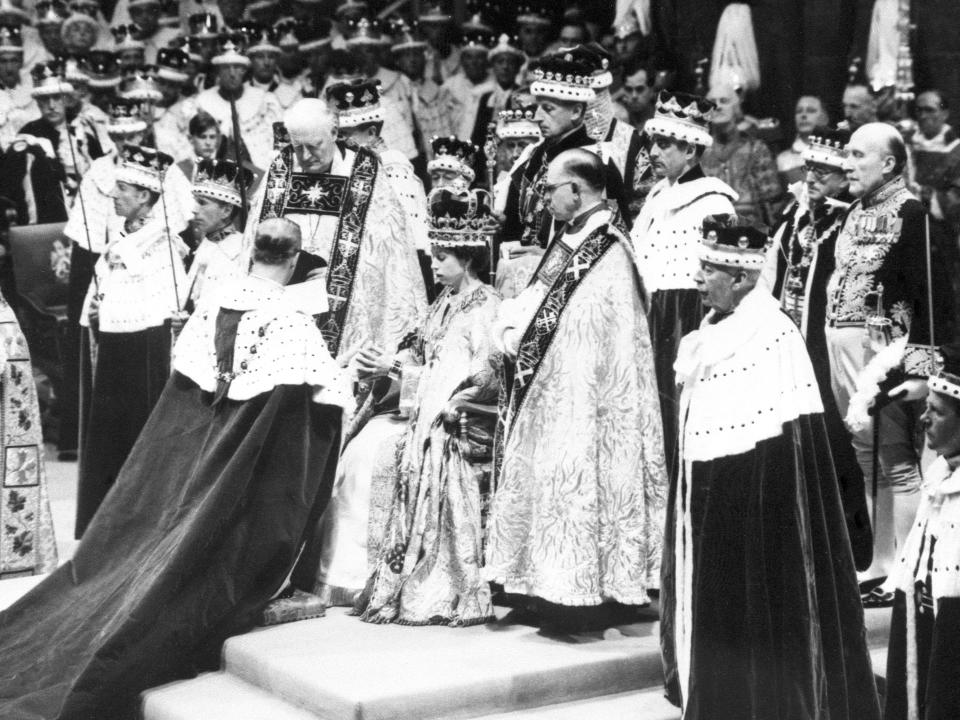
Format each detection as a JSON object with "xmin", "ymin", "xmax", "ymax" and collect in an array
[
  {"xmin": 117, "ymin": 144, "xmax": 173, "ymax": 193},
  {"xmin": 516, "ymin": 3, "xmax": 553, "ymax": 26},
  {"xmin": 428, "ymin": 187, "xmax": 496, "ymax": 247},
  {"xmin": 698, "ymin": 215, "xmax": 770, "ymax": 269},
  {"xmin": 0, "ymin": 24, "xmax": 22, "ymax": 51},
  {"xmin": 803, "ymin": 127, "xmax": 851, "ymax": 169},
  {"xmin": 85, "ymin": 49, "xmax": 120, "ymax": 86},
  {"xmin": 188, "ymin": 12, "xmax": 218, "ymax": 38},
  {"xmin": 120, "ymin": 67, "xmax": 162, "ymax": 102},
  {"xmin": 345, "ymin": 17, "xmax": 381, "ymax": 45},
  {"xmin": 111, "ymin": 23, "xmax": 144, "ymax": 49},
  {"xmin": 496, "ymin": 105, "xmax": 541, "ymax": 139},
  {"xmin": 34, "ymin": 0, "xmax": 67, "ymax": 26},
  {"xmin": 431, "ymin": 135, "xmax": 477, "ymax": 165},
  {"xmin": 242, "ymin": 23, "xmax": 280, "ymax": 54},
  {"xmin": 193, "ymin": 158, "xmax": 249, "ymax": 207},
  {"xmin": 530, "ymin": 52, "xmax": 596, "ymax": 101},
  {"xmin": 326, "ymin": 78, "xmax": 380, "ymax": 113}
]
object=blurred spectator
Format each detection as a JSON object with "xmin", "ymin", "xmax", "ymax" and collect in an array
[
  {"xmin": 777, "ymin": 95, "xmax": 829, "ymax": 186},
  {"xmin": 910, "ymin": 90, "xmax": 960, "ymax": 233},
  {"xmin": 702, "ymin": 82, "xmax": 783, "ymax": 227},
  {"xmin": 842, "ymin": 82, "xmax": 878, "ymax": 131}
]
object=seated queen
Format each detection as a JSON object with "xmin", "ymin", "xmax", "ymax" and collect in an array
[{"xmin": 319, "ymin": 188, "xmax": 502, "ymax": 626}]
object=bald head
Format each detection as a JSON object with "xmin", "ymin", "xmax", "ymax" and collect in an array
[
  {"xmin": 551, "ymin": 148, "xmax": 606, "ymax": 192},
  {"xmin": 544, "ymin": 148, "xmax": 605, "ymax": 222},
  {"xmin": 846, "ymin": 122, "xmax": 906, "ymax": 197}
]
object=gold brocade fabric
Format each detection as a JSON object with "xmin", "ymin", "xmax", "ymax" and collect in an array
[
  {"xmin": 0, "ymin": 293, "xmax": 57, "ymax": 576},
  {"xmin": 359, "ymin": 284, "xmax": 501, "ymax": 626},
  {"xmin": 484, "ymin": 240, "xmax": 667, "ymax": 605}
]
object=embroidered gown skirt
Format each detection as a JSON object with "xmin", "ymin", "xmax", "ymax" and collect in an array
[{"xmin": 0, "ymin": 293, "xmax": 58, "ymax": 577}]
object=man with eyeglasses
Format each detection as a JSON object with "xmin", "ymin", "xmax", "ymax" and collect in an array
[
  {"xmin": 629, "ymin": 89, "xmax": 736, "ymax": 479},
  {"xmin": 762, "ymin": 127, "xmax": 872, "ymax": 569},
  {"xmin": 487, "ymin": 148, "xmax": 667, "ymax": 633}
]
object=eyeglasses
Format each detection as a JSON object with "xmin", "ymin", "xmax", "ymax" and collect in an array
[
  {"xmin": 543, "ymin": 180, "xmax": 575, "ymax": 195},
  {"xmin": 804, "ymin": 163, "xmax": 841, "ymax": 180}
]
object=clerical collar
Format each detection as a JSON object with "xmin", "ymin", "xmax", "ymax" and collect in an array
[
  {"xmin": 677, "ymin": 164, "xmax": 705, "ymax": 185},
  {"xmin": 861, "ymin": 175, "xmax": 905, "ymax": 208},
  {"xmin": 566, "ymin": 202, "xmax": 605, "ymax": 234}
]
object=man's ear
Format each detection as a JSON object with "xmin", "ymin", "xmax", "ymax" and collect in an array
[
  {"xmin": 572, "ymin": 102, "xmax": 586, "ymax": 124},
  {"xmin": 881, "ymin": 152, "xmax": 897, "ymax": 175}
]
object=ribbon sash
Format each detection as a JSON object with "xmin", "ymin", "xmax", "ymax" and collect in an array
[
  {"xmin": 319, "ymin": 147, "xmax": 378, "ymax": 356},
  {"xmin": 493, "ymin": 224, "xmax": 618, "ymax": 481}
]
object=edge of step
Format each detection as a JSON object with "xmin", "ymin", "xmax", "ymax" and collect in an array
[{"xmin": 142, "ymin": 672, "xmax": 318, "ymax": 720}]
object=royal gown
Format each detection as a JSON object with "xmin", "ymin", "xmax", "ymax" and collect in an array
[
  {"xmin": 0, "ymin": 274, "xmax": 347, "ymax": 719},
  {"xmin": 357, "ymin": 282, "xmax": 501, "ymax": 626},
  {"xmin": 0, "ymin": 291, "xmax": 57, "ymax": 578}
]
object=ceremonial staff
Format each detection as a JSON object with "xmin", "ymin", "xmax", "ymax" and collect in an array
[
  {"xmin": 228, "ymin": 92, "xmax": 248, "ymax": 229},
  {"xmin": 128, "ymin": 80, "xmax": 183, "ymax": 314},
  {"xmin": 484, "ymin": 120, "xmax": 498, "ymax": 285},
  {"xmin": 59, "ymin": 74, "xmax": 99, "ymax": 297}
]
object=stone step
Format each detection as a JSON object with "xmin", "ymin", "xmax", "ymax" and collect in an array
[
  {"xmin": 142, "ymin": 603, "xmax": 894, "ymax": 720},
  {"xmin": 220, "ymin": 606, "xmax": 663, "ymax": 720},
  {"xmin": 477, "ymin": 688, "xmax": 680, "ymax": 720},
  {"xmin": 142, "ymin": 672, "xmax": 317, "ymax": 720}
]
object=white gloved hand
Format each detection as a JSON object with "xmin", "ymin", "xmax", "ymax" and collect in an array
[{"xmin": 887, "ymin": 378, "xmax": 929, "ymax": 402}]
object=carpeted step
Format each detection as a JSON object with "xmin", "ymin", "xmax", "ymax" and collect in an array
[
  {"xmin": 142, "ymin": 602, "xmax": 893, "ymax": 720},
  {"xmin": 477, "ymin": 688, "xmax": 680, "ymax": 719},
  {"xmin": 142, "ymin": 672, "xmax": 317, "ymax": 720},
  {"xmin": 221, "ymin": 606, "xmax": 664, "ymax": 720}
]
